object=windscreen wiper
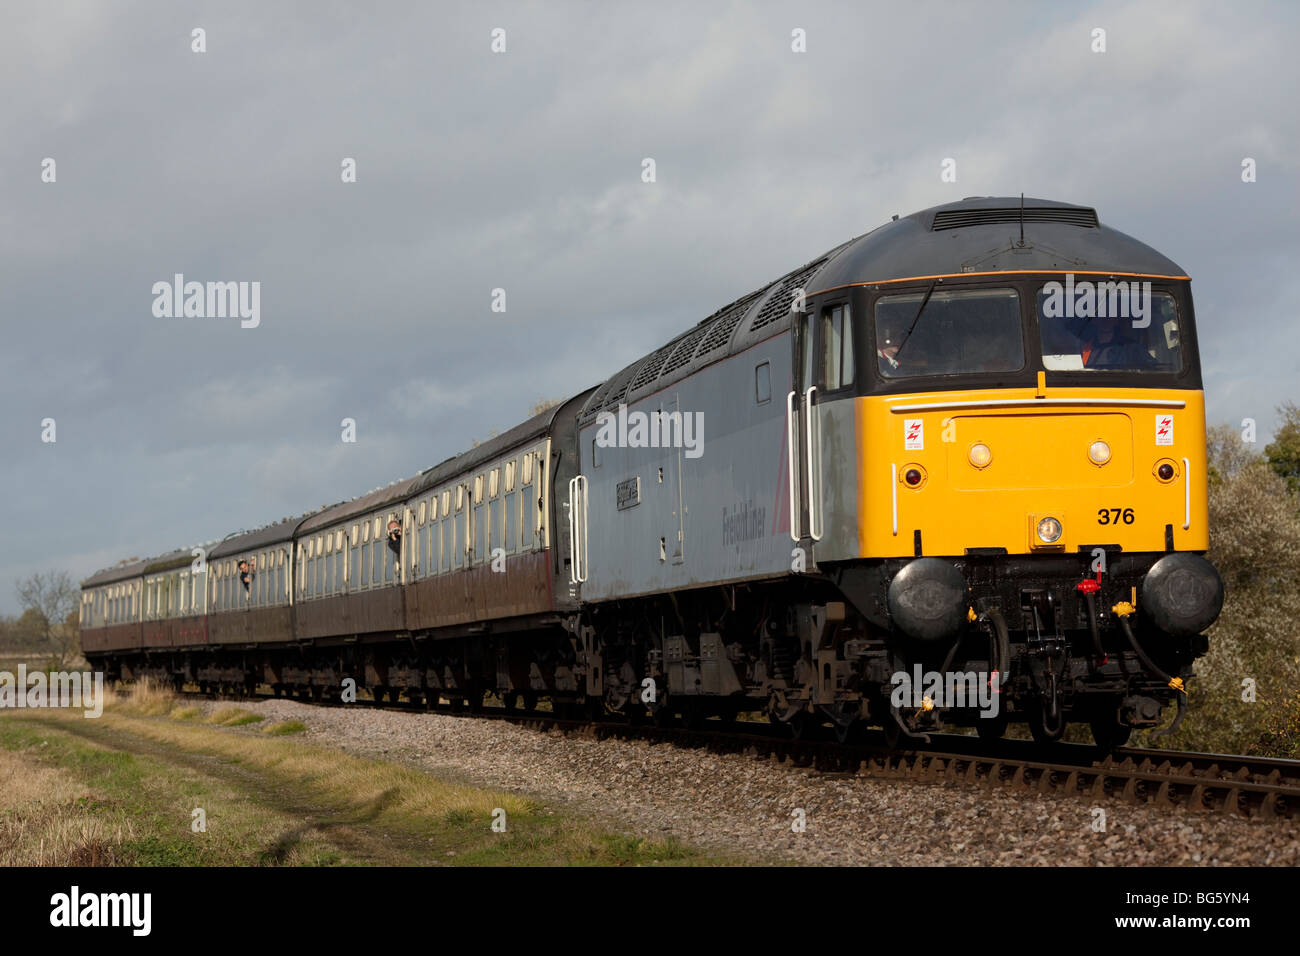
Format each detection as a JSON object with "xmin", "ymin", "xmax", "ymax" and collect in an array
[{"xmin": 892, "ymin": 281, "xmax": 938, "ymax": 362}]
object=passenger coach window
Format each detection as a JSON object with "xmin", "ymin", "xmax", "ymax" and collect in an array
[
  {"xmin": 505, "ymin": 491, "xmax": 516, "ymax": 553},
  {"xmin": 1037, "ymin": 287, "xmax": 1182, "ymax": 372},
  {"xmin": 441, "ymin": 512, "xmax": 452, "ymax": 571},
  {"xmin": 383, "ymin": 525, "xmax": 395, "ymax": 583},
  {"xmin": 475, "ymin": 500, "xmax": 487, "ymax": 563},
  {"xmin": 820, "ymin": 305, "xmax": 854, "ymax": 389},
  {"xmin": 350, "ymin": 528, "xmax": 360, "ymax": 588},
  {"xmin": 875, "ymin": 288, "xmax": 1023, "ymax": 378}
]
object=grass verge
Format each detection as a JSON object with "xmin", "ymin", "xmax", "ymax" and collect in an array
[{"xmin": 0, "ymin": 684, "xmax": 727, "ymax": 866}]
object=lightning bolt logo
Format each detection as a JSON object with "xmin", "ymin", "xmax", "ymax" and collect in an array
[{"xmin": 1156, "ymin": 415, "xmax": 1173, "ymax": 445}]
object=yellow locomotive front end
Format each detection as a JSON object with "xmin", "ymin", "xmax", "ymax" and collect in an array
[
  {"xmin": 860, "ymin": 384, "xmax": 1208, "ymax": 558},
  {"xmin": 831, "ymin": 270, "xmax": 1224, "ymax": 746}
]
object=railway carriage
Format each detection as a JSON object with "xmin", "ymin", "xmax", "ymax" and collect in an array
[
  {"xmin": 81, "ymin": 197, "xmax": 1224, "ymax": 749},
  {"xmin": 202, "ymin": 519, "xmax": 296, "ymax": 689},
  {"xmin": 81, "ymin": 391, "xmax": 594, "ymax": 710},
  {"xmin": 80, "ymin": 559, "xmax": 147, "ymax": 657}
]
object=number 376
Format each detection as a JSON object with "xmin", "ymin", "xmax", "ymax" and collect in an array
[{"xmin": 1097, "ymin": 508, "xmax": 1135, "ymax": 525}]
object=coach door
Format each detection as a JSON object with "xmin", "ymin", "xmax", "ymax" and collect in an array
[{"xmin": 788, "ymin": 312, "xmax": 823, "ymax": 547}]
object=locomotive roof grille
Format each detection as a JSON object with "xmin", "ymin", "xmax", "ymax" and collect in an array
[
  {"xmin": 694, "ymin": 288, "xmax": 764, "ymax": 358},
  {"xmin": 596, "ymin": 365, "xmax": 637, "ymax": 409},
  {"xmin": 748, "ymin": 259, "xmax": 827, "ymax": 333},
  {"xmin": 658, "ymin": 324, "xmax": 709, "ymax": 377},
  {"xmin": 931, "ymin": 206, "xmax": 1099, "ymax": 231},
  {"xmin": 627, "ymin": 342, "xmax": 677, "ymax": 393}
]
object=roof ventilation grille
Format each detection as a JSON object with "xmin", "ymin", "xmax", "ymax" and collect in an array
[
  {"xmin": 931, "ymin": 207, "xmax": 1098, "ymax": 231},
  {"xmin": 694, "ymin": 288, "xmax": 765, "ymax": 359},
  {"xmin": 748, "ymin": 258, "xmax": 827, "ymax": 333}
]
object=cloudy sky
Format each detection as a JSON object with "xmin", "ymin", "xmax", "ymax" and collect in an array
[{"xmin": 2, "ymin": 0, "xmax": 1297, "ymax": 614}]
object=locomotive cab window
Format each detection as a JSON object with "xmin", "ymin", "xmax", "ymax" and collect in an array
[
  {"xmin": 875, "ymin": 288, "xmax": 1023, "ymax": 378},
  {"xmin": 1037, "ymin": 286, "xmax": 1182, "ymax": 373},
  {"xmin": 819, "ymin": 305, "xmax": 854, "ymax": 390}
]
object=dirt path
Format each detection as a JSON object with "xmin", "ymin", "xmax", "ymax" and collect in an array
[{"xmin": 29, "ymin": 716, "xmax": 438, "ymax": 866}]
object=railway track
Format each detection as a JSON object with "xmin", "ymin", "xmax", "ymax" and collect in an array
[{"xmin": 165, "ymin": 686, "xmax": 1300, "ymax": 822}]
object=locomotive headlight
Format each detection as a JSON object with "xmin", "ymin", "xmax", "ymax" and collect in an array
[
  {"xmin": 968, "ymin": 443, "xmax": 992, "ymax": 468},
  {"xmin": 1088, "ymin": 440, "xmax": 1111, "ymax": 466},
  {"xmin": 1036, "ymin": 516, "xmax": 1063, "ymax": 544}
]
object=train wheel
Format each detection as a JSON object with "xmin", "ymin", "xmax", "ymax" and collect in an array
[
  {"xmin": 828, "ymin": 702, "xmax": 859, "ymax": 744},
  {"xmin": 371, "ymin": 686, "xmax": 386, "ymax": 705},
  {"xmin": 682, "ymin": 703, "xmax": 704, "ymax": 731},
  {"xmin": 1089, "ymin": 716, "xmax": 1132, "ymax": 752},
  {"xmin": 975, "ymin": 710, "xmax": 1009, "ymax": 743},
  {"xmin": 832, "ymin": 717, "xmax": 858, "ymax": 745},
  {"xmin": 882, "ymin": 716, "xmax": 902, "ymax": 750},
  {"xmin": 522, "ymin": 691, "xmax": 538, "ymax": 712},
  {"xmin": 502, "ymin": 692, "xmax": 520, "ymax": 713},
  {"xmin": 1028, "ymin": 701, "xmax": 1065, "ymax": 745}
]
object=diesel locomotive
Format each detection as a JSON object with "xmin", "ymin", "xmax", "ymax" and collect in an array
[{"xmin": 80, "ymin": 196, "xmax": 1224, "ymax": 749}]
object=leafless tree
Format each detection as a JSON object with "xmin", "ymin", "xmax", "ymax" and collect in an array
[{"xmin": 14, "ymin": 570, "xmax": 79, "ymax": 667}]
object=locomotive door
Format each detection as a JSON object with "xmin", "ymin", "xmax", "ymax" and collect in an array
[
  {"xmin": 668, "ymin": 393, "xmax": 685, "ymax": 565},
  {"xmin": 788, "ymin": 312, "xmax": 822, "ymax": 547}
]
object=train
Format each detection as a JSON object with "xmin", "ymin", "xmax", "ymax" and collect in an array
[{"xmin": 80, "ymin": 196, "xmax": 1225, "ymax": 750}]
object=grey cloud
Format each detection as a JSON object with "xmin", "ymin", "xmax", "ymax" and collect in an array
[{"xmin": 1, "ymin": 0, "xmax": 1297, "ymax": 611}]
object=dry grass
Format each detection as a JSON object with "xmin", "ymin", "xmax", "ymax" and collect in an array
[
  {"xmin": 0, "ymin": 746, "xmax": 133, "ymax": 865},
  {"xmin": 105, "ymin": 687, "xmax": 530, "ymax": 818},
  {"xmin": 137, "ymin": 714, "xmax": 533, "ymax": 820},
  {"xmin": 2, "ymin": 702, "xmax": 714, "ymax": 866},
  {"xmin": 207, "ymin": 706, "xmax": 264, "ymax": 727},
  {"xmin": 262, "ymin": 720, "xmax": 307, "ymax": 736},
  {"xmin": 111, "ymin": 677, "xmax": 177, "ymax": 717}
]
